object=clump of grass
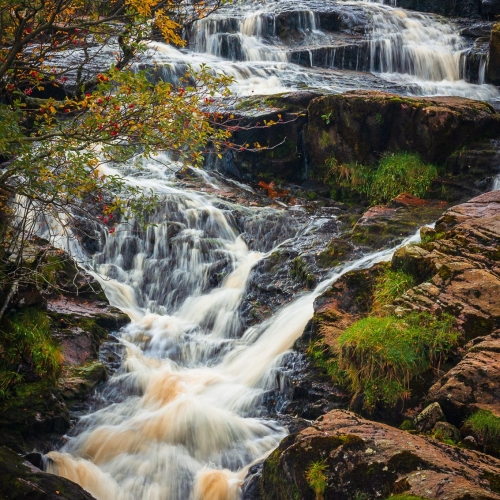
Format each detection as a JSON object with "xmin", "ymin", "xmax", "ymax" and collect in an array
[
  {"xmin": 325, "ymin": 152, "xmax": 437, "ymax": 205},
  {"xmin": 373, "ymin": 268, "xmax": 416, "ymax": 310},
  {"xmin": 465, "ymin": 410, "xmax": 500, "ymax": 452},
  {"xmin": 338, "ymin": 312, "xmax": 458, "ymax": 409},
  {"xmin": 0, "ymin": 308, "xmax": 62, "ymax": 399},
  {"xmin": 370, "ymin": 153, "xmax": 437, "ymax": 205},
  {"xmin": 305, "ymin": 460, "xmax": 328, "ymax": 500},
  {"xmin": 399, "ymin": 420, "xmax": 414, "ymax": 431}
]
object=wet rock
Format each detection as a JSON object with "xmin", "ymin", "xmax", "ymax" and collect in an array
[
  {"xmin": 260, "ymin": 410, "xmax": 500, "ymax": 500},
  {"xmin": 0, "ymin": 445, "xmax": 96, "ymax": 500},
  {"xmin": 393, "ymin": 190, "xmax": 500, "ymax": 338},
  {"xmin": 413, "ymin": 402, "xmax": 445, "ymax": 432},
  {"xmin": 427, "ymin": 331, "xmax": 500, "ymax": 426},
  {"xmin": 307, "ymin": 91, "xmax": 500, "ymax": 177},
  {"xmin": 433, "ymin": 421, "xmax": 462, "ymax": 442},
  {"xmin": 488, "ymin": 23, "xmax": 500, "ymax": 85},
  {"xmin": 351, "ymin": 194, "xmax": 448, "ymax": 250}
]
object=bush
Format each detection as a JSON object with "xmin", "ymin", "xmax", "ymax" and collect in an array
[
  {"xmin": 373, "ymin": 268, "xmax": 416, "ymax": 310},
  {"xmin": 465, "ymin": 410, "xmax": 500, "ymax": 452},
  {"xmin": 370, "ymin": 153, "xmax": 438, "ymax": 205},
  {"xmin": 0, "ymin": 308, "xmax": 62, "ymax": 399},
  {"xmin": 338, "ymin": 312, "xmax": 458, "ymax": 409}
]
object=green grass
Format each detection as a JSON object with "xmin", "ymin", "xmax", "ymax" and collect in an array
[
  {"xmin": 324, "ymin": 152, "xmax": 437, "ymax": 205},
  {"xmin": 305, "ymin": 461, "xmax": 328, "ymax": 500},
  {"xmin": 373, "ymin": 268, "xmax": 416, "ymax": 310},
  {"xmin": 338, "ymin": 312, "xmax": 458, "ymax": 409},
  {"xmin": 307, "ymin": 339, "xmax": 348, "ymax": 386},
  {"xmin": 0, "ymin": 308, "xmax": 62, "ymax": 399},
  {"xmin": 370, "ymin": 153, "xmax": 437, "ymax": 205},
  {"xmin": 465, "ymin": 410, "xmax": 500, "ymax": 451}
]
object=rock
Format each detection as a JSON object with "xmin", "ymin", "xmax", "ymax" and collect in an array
[
  {"xmin": 484, "ymin": 0, "xmax": 500, "ymax": 16},
  {"xmin": 393, "ymin": 190, "xmax": 500, "ymax": 339},
  {"xmin": 487, "ymin": 24, "xmax": 500, "ymax": 86},
  {"xmin": 351, "ymin": 196, "xmax": 448, "ymax": 250},
  {"xmin": 306, "ymin": 91, "xmax": 500, "ymax": 177},
  {"xmin": 0, "ymin": 445, "xmax": 96, "ymax": 500},
  {"xmin": 413, "ymin": 402, "xmax": 446, "ymax": 432},
  {"xmin": 433, "ymin": 422, "xmax": 462, "ymax": 442},
  {"xmin": 463, "ymin": 435, "xmax": 479, "ymax": 448},
  {"xmin": 427, "ymin": 331, "xmax": 500, "ymax": 426},
  {"xmin": 260, "ymin": 410, "xmax": 500, "ymax": 500}
]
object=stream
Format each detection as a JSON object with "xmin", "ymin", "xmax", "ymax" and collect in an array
[{"xmin": 44, "ymin": 1, "xmax": 499, "ymax": 499}]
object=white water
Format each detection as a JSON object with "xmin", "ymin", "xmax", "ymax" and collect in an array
[
  {"xmin": 141, "ymin": 0, "xmax": 500, "ymax": 101},
  {"xmin": 45, "ymin": 156, "xmax": 422, "ymax": 500}
]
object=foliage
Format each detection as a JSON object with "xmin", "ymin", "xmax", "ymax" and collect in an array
[
  {"xmin": 324, "ymin": 153, "xmax": 437, "ymax": 205},
  {"xmin": 465, "ymin": 410, "xmax": 500, "ymax": 451},
  {"xmin": 307, "ymin": 338, "xmax": 348, "ymax": 386},
  {"xmin": 338, "ymin": 312, "xmax": 459, "ymax": 409},
  {"xmin": 0, "ymin": 0, "xmax": 241, "ymax": 314},
  {"xmin": 373, "ymin": 268, "xmax": 415, "ymax": 310},
  {"xmin": 384, "ymin": 496, "xmax": 429, "ymax": 500},
  {"xmin": 305, "ymin": 460, "xmax": 328, "ymax": 500},
  {"xmin": 370, "ymin": 153, "xmax": 438, "ymax": 204},
  {"xmin": 0, "ymin": 308, "xmax": 62, "ymax": 399}
]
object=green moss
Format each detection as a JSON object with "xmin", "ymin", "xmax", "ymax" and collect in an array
[
  {"xmin": 400, "ymin": 420, "xmax": 414, "ymax": 431},
  {"xmin": 290, "ymin": 257, "xmax": 316, "ymax": 288},
  {"xmin": 482, "ymin": 471, "xmax": 500, "ymax": 494},
  {"xmin": 338, "ymin": 312, "xmax": 459, "ymax": 409}
]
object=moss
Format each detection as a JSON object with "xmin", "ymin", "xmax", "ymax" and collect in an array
[
  {"xmin": 290, "ymin": 257, "xmax": 316, "ymax": 288},
  {"xmin": 317, "ymin": 239, "xmax": 352, "ymax": 269},
  {"xmin": 482, "ymin": 471, "xmax": 500, "ymax": 494}
]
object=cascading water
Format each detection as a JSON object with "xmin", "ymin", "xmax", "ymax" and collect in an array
[
  {"xmin": 141, "ymin": 0, "xmax": 499, "ymax": 101},
  {"xmin": 45, "ymin": 156, "xmax": 422, "ymax": 500}
]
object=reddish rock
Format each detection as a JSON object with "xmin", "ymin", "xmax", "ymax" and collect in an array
[
  {"xmin": 261, "ymin": 410, "xmax": 500, "ymax": 500},
  {"xmin": 427, "ymin": 331, "xmax": 500, "ymax": 425}
]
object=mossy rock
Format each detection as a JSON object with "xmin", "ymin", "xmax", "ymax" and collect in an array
[{"xmin": 0, "ymin": 445, "xmax": 96, "ymax": 500}]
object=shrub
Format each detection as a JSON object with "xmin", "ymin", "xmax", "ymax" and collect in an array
[
  {"xmin": 338, "ymin": 312, "xmax": 458, "ymax": 409},
  {"xmin": 465, "ymin": 410, "xmax": 500, "ymax": 452},
  {"xmin": 305, "ymin": 460, "xmax": 328, "ymax": 500},
  {"xmin": 370, "ymin": 153, "xmax": 438, "ymax": 205},
  {"xmin": 0, "ymin": 308, "xmax": 62, "ymax": 398},
  {"xmin": 373, "ymin": 268, "xmax": 416, "ymax": 310}
]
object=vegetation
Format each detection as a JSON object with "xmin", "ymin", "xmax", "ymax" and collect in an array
[
  {"xmin": 305, "ymin": 460, "xmax": 328, "ymax": 500},
  {"xmin": 373, "ymin": 268, "xmax": 416, "ymax": 311},
  {"xmin": 384, "ymin": 496, "xmax": 429, "ymax": 500},
  {"xmin": 325, "ymin": 152, "xmax": 438, "ymax": 205},
  {"xmin": 338, "ymin": 312, "xmax": 458, "ymax": 409},
  {"xmin": 465, "ymin": 410, "xmax": 500, "ymax": 453},
  {"xmin": 0, "ymin": 308, "xmax": 61, "ymax": 399},
  {"xmin": 0, "ymin": 0, "xmax": 246, "ymax": 317}
]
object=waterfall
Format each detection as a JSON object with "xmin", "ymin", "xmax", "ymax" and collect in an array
[{"xmin": 45, "ymin": 155, "xmax": 422, "ymax": 500}]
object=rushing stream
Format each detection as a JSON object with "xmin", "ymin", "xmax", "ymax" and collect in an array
[
  {"xmin": 46, "ymin": 157, "xmax": 422, "ymax": 500},
  {"xmin": 44, "ymin": 1, "xmax": 499, "ymax": 499}
]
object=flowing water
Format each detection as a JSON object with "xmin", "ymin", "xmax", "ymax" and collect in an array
[
  {"xmin": 45, "ymin": 157, "xmax": 421, "ymax": 500},
  {"xmin": 138, "ymin": 0, "xmax": 500, "ymax": 101},
  {"xmin": 43, "ymin": 1, "xmax": 500, "ymax": 498}
]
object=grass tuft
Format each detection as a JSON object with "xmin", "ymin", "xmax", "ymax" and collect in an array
[
  {"xmin": 0, "ymin": 308, "xmax": 62, "ymax": 399},
  {"xmin": 305, "ymin": 460, "xmax": 328, "ymax": 500},
  {"xmin": 338, "ymin": 312, "xmax": 458, "ymax": 409},
  {"xmin": 465, "ymin": 410, "xmax": 500, "ymax": 452},
  {"xmin": 373, "ymin": 268, "xmax": 416, "ymax": 310}
]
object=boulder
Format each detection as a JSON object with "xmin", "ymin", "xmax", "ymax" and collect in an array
[
  {"xmin": 306, "ymin": 91, "xmax": 500, "ymax": 176},
  {"xmin": 260, "ymin": 410, "xmax": 500, "ymax": 500},
  {"xmin": 393, "ymin": 190, "xmax": 500, "ymax": 338},
  {"xmin": 427, "ymin": 331, "xmax": 500, "ymax": 425},
  {"xmin": 0, "ymin": 445, "xmax": 96, "ymax": 500},
  {"xmin": 413, "ymin": 402, "xmax": 446, "ymax": 432},
  {"xmin": 433, "ymin": 422, "xmax": 462, "ymax": 442}
]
